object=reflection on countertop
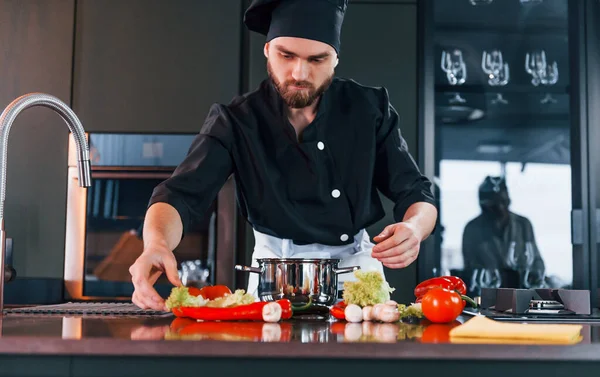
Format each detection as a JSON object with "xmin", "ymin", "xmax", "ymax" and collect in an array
[
  {"xmin": 0, "ymin": 314, "xmax": 430, "ymax": 343},
  {"xmin": 0, "ymin": 313, "xmax": 599, "ymax": 362}
]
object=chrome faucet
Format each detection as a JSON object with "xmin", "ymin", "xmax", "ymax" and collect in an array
[{"xmin": 0, "ymin": 93, "xmax": 92, "ymax": 314}]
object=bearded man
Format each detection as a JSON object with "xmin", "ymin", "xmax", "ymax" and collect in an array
[{"xmin": 130, "ymin": 0, "xmax": 437, "ymax": 311}]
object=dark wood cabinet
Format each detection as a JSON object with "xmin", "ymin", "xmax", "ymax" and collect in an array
[
  {"xmin": 245, "ymin": 2, "xmax": 419, "ymax": 302},
  {"xmin": 72, "ymin": 0, "xmax": 242, "ymax": 133},
  {"xmin": 337, "ymin": 2, "xmax": 420, "ymax": 304},
  {"xmin": 0, "ymin": 0, "xmax": 76, "ymax": 278},
  {"xmin": 0, "ymin": 0, "xmax": 420, "ymax": 293}
]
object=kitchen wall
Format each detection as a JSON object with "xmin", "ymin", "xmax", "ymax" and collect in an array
[{"xmin": 1, "ymin": 0, "xmax": 420, "ymax": 303}]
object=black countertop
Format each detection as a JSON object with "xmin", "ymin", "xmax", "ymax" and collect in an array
[{"xmin": 0, "ymin": 312, "xmax": 599, "ymax": 361}]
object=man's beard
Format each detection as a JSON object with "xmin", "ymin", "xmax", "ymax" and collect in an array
[{"xmin": 267, "ymin": 61, "xmax": 333, "ymax": 108}]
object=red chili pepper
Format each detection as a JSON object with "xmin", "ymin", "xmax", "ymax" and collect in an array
[
  {"xmin": 330, "ymin": 322, "xmax": 347, "ymax": 335},
  {"xmin": 172, "ymin": 307, "xmax": 185, "ymax": 317},
  {"xmin": 177, "ymin": 320, "xmax": 266, "ymax": 340},
  {"xmin": 414, "ymin": 276, "xmax": 467, "ymax": 298},
  {"xmin": 174, "ymin": 299, "xmax": 292, "ymax": 321},
  {"xmin": 277, "ymin": 322, "xmax": 294, "ymax": 342},
  {"xmin": 278, "ymin": 299, "xmax": 293, "ymax": 320},
  {"xmin": 330, "ymin": 301, "xmax": 347, "ymax": 320},
  {"xmin": 170, "ymin": 317, "xmax": 196, "ymax": 332}
]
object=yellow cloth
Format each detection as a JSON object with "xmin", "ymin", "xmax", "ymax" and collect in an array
[{"xmin": 449, "ymin": 316, "xmax": 583, "ymax": 345}]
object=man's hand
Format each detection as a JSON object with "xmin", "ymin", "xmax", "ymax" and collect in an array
[
  {"xmin": 129, "ymin": 244, "xmax": 182, "ymax": 311},
  {"xmin": 371, "ymin": 222, "xmax": 423, "ymax": 269}
]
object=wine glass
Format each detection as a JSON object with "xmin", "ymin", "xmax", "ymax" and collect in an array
[
  {"xmin": 482, "ymin": 50, "xmax": 509, "ymax": 104},
  {"xmin": 540, "ymin": 61, "xmax": 559, "ymax": 104},
  {"xmin": 525, "ymin": 50, "xmax": 548, "ymax": 86},
  {"xmin": 441, "ymin": 49, "xmax": 467, "ymax": 103}
]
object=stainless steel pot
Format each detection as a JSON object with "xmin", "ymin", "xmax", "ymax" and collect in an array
[{"xmin": 235, "ymin": 258, "xmax": 360, "ymax": 306}]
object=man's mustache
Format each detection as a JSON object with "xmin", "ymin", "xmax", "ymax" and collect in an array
[{"xmin": 285, "ymin": 81, "xmax": 313, "ymax": 88}]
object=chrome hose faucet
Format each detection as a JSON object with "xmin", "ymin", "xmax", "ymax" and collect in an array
[{"xmin": 0, "ymin": 93, "xmax": 92, "ymax": 314}]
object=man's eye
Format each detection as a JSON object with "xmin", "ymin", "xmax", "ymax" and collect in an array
[
  {"xmin": 282, "ymin": 54, "xmax": 293, "ymax": 60},
  {"xmin": 310, "ymin": 58, "xmax": 323, "ymax": 63}
]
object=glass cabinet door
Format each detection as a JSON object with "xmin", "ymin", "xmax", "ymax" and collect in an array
[{"xmin": 427, "ymin": 0, "xmax": 574, "ymax": 296}]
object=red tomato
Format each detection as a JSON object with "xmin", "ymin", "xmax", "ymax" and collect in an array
[
  {"xmin": 420, "ymin": 321, "xmax": 461, "ymax": 343},
  {"xmin": 187, "ymin": 287, "xmax": 204, "ymax": 297},
  {"xmin": 188, "ymin": 285, "xmax": 232, "ymax": 300},
  {"xmin": 421, "ymin": 288, "xmax": 463, "ymax": 323}
]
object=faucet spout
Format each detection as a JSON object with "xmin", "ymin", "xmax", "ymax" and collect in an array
[{"xmin": 0, "ymin": 93, "xmax": 92, "ymax": 315}]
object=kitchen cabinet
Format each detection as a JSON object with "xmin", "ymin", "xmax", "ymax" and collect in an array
[
  {"xmin": 419, "ymin": 0, "xmax": 592, "ymax": 297},
  {"xmin": 0, "ymin": 0, "xmax": 76, "ymax": 278},
  {"xmin": 72, "ymin": 0, "xmax": 242, "ymax": 133},
  {"xmin": 245, "ymin": 2, "xmax": 419, "ymax": 303}
]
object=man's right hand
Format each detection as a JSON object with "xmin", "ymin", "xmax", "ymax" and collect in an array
[{"xmin": 129, "ymin": 245, "xmax": 182, "ymax": 311}]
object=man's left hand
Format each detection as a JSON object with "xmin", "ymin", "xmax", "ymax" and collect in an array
[{"xmin": 371, "ymin": 222, "xmax": 423, "ymax": 268}]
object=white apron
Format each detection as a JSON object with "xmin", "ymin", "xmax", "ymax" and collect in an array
[{"xmin": 246, "ymin": 228, "xmax": 385, "ymax": 298}]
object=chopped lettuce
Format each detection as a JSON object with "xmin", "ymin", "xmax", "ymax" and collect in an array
[
  {"xmin": 397, "ymin": 323, "xmax": 425, "ymax": 340},
  {"xmin": 205, "ymin": 289, "xmax": 255, "ymax": 308},
  {"xmin": 165, "ymin": 287, "xmax": 255, "ymax": 311},
  {"xmin": 342, "ymin": 271, "xmax": 395, "ymax": 307},
  {"xmin": 165, "ymin": 286, "xmax": 207, "ymax": 310},
  {"xmin": 398, "ymin": 303, "xmax": 424, "ymax": 320}
]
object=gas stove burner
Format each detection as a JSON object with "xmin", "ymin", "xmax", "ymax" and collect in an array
[
  {"xmin": 526, "ymin": 299, "xmax": 573, "ymax": 315},
  {"xmin": 481, "ymin": 288, "xmax": 591, "ymax": 316},
  {"xmin": 529, "ymin": 299, "xmax": 564, "ymax": 311}
]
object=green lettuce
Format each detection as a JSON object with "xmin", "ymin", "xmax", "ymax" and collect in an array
[
  {"xmin": 165, "ymin": 286, "xmax": 207, "ymax": 310},
  {"xmin": 342, "ymin": 270, "xmax": 395, "ymax": 307},
  {"xmin": 205, "ymin": 289, "xmax": 255, "ymax": 307}
]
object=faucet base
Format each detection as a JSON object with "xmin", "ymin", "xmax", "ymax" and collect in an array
[{"xmin": 0, "ymin": 221, "xmax": 5, "ymax": 315}]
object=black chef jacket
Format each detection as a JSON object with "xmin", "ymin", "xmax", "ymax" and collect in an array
[
  {"xmin": 462, "ymin": 212, "xmax": 546, "ymax": 277},
  {"xmin": 149, "ymin": 77, "xmax": 436, "ymax": 246}
]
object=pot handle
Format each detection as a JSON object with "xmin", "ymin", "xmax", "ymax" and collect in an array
[
  {"xmin": 333, "ymin": 266, "xmax": 361, "ymax": 275},
  {"xmin": 234, "ymin": 265, "xmax": 261, "ymax": 274}
]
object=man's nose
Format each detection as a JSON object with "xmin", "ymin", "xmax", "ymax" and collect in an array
[{"xmin": 291, "ymin": 60, "xmax": 309, "ymax": 82}]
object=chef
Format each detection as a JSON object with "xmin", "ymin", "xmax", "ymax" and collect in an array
[
  {"xmin": 129, "ymin": 0, "xmax": 438, "ymax": 311},
  {"xmin": 462, "ymin": 176, "xmax": 546, "ymax": 288}
]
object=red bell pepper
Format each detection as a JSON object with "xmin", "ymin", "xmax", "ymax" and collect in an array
[
  {"xmin": 415, "ymin": 276, "xmax": 476, "ymax": 308},
  {"xmin": 414, "ymin": 276, "xmax": 467, "ymax": 298}
]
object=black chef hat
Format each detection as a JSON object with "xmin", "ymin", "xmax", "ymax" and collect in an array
[
  {"xmin": 244, "ymin": 0, "xmax": 349, "ymax": 54},
  {"xmin": 479, "ymin": 176, "xmax": 510, "ymax": 206}
]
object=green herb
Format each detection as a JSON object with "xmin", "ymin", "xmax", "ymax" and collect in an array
[{"xmin": 398, "ymin": 303, "xmax": 424, "ymax": 320}]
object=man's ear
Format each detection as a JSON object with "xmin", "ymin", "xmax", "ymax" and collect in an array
[
  {"xmin": 264, "ymin": 42, "xmax": 269, "ymax": 59},
  {"xmin": 334, "ymin": 57, "xmax": 339, "ymax": 67}
]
